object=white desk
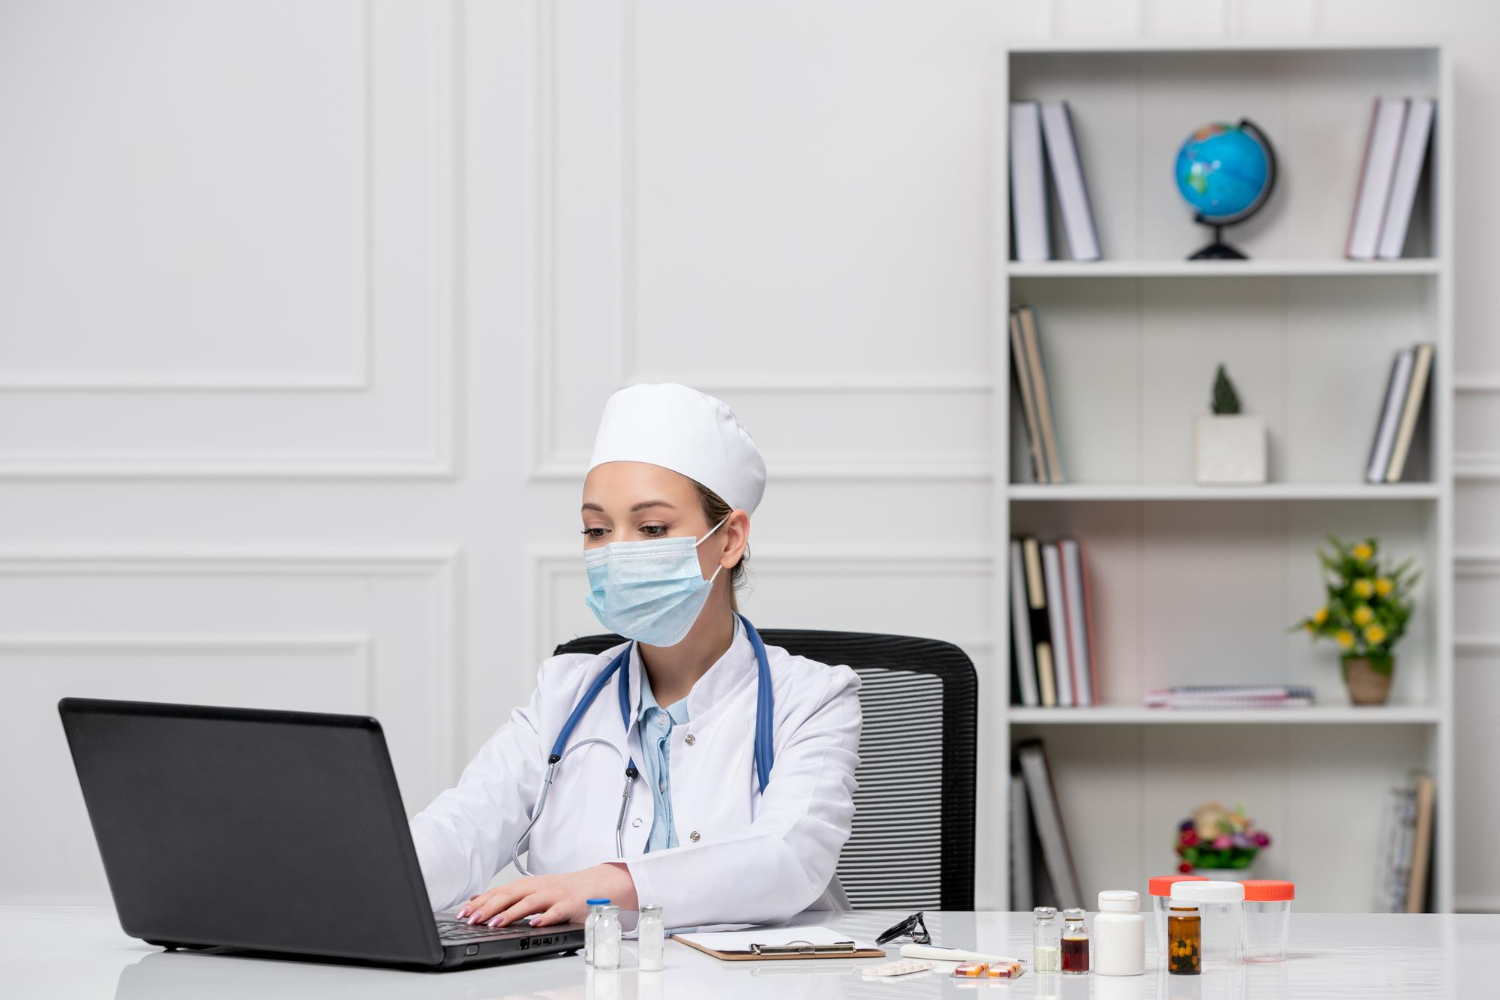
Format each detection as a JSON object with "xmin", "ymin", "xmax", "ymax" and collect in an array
[{"xmin": 3, "ymin": 907, "xmax": 1495, "ymax": 999}]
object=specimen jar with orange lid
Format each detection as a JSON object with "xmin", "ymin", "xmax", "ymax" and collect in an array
[
  {"xmin": 1239, "ymin": 879, "xmax": 1294, "ymax": 963},
  {"xmin": 1148, "ymin": 875, "xmax": 1207, "ymax": 959}
]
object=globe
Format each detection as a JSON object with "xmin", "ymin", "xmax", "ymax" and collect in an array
[{"xmin": 1173, "ymin": 119, "xmax": 1277, "ymax": 259}]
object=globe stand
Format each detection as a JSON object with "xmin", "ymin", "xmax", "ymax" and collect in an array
[{"xmin": 1189, "ymin": 223, "xmax": 1247, "ymax": 260}]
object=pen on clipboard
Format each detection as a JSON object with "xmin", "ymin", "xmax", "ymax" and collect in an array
[{"xmin": 750, "ymin": 939, "xmax": 858, "ymax": 956}]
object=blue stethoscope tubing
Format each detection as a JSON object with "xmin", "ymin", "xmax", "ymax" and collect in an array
[{"xmin": 510, "ymin": 613, "xmax": 774, "ymax": 875}]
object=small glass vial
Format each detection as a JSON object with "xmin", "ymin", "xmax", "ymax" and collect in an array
[
  {"xmin": 1094, "ymin": 889, "xmax": 1145, "ymax": 976},
  {"xmin": 637, "ymin": 904, "xmax": 665, "ymax": 971},
  {"xmin": 1033, "ymin": 906, "xmax": 1060, "ymax": 973},
  {"xmin": 593, "ymin": 904, "xmax": 622, "ymax": 970},
  {"xmin": 583, "ymin": 898, "xmax": 610, "ymax": 965},
  {"xmin": 1166, "ymin": 903, "xmax": 1201, "ymax": 975},
  {"xmin": 1060, "ymin": 907, "xmax": 1090, "ymax": 974}
]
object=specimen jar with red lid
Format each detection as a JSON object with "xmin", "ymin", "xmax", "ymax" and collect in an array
[{"xmin": 1239, "ymin": 879, "xmax": 1294, "ymax": 963}]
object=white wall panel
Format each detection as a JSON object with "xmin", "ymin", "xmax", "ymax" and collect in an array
[
  {"xmin": 0, "ymin": 549, "xmax": 457, "ymax": 903},
  {"xmin": 0, "ymin": 0, "xmax": 455, "ymax": 476}
]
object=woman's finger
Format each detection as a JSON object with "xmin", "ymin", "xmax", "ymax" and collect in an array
[
  {"xmin": 529, "ymin": 901, "xmax": 570, "ymax": 927},
  {"xmin": 492, "ymin": 891, "xmax": 550, "ymax": 928},
  {"xmin": 467, "ymin": 883, "xmax": 527, "ymax": 923}
]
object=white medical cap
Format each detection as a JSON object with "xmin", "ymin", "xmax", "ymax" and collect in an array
[{"xmin": 587, "ymin": 383, "xmax": 767, "ymax": 514}]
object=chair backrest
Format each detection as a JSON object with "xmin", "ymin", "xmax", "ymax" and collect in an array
[{"xmin": 551, "ymin": 628, "xmax": 977, "ymax": 910}]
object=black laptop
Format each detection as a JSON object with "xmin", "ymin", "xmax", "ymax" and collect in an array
[{"xmin": 58, "ymin": 697, "xmax": 583, "ymax": 971}]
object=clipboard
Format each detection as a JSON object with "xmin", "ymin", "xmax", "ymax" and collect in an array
[{"xmin": 671, "ymin": 926, "xmax": 886, "ymax": 962}]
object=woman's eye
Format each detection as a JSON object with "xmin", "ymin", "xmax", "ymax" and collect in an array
[
  {"xmin": 581, "ymin": 527, "xmax": 608, "ymax": 539},
  {"xmin": 640, "ymin": 524, "xmax": 668, "ymax": 537}
]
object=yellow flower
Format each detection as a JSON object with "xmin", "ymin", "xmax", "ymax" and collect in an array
[
  {"xmin": 1352, "ymin": 543, "xmax": 1374, "ymax": 561},
  {"xmin": 1364, "ymin": 624, "xmax": 1387, "ymax": 645},
  {"xmin": 1375, "ymin": 577, "xmax": 1394, "ymax": 596},
  {"xmin": 1352, "ymin": 605, "xmax": 1374, "ymax": 627},
  {"xmin": 1353, "ymin": 579, "xmax": 1375, "ymax": 599},
  {"xmin": 1336, "ymin": 630, "xmax": 1356, "ymax": 650},
  {"xmin": 1313, "ymin": 607, "xmax": 1329, "ymax": 625},
  {"xmin": 1303, "ymin": 621, "xmax": 1316, "ymax": 633}
]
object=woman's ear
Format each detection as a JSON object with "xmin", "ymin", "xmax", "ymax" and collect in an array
[{"xmin": 721, "ymin": 509, "xmax": 751, "ymax": 568}]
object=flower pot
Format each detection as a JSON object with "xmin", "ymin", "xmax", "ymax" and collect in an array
[
  {"xmin": 1193, "ymin": 867, "xmax": 1253, "ymax": 882},
  {"xmin": 1195, "ymin": 414, "xmax": 1267, "ymax": 484},
  {"xmin": 1343, "ymin": 656, "xmax": 1394, "ymax": 706}
]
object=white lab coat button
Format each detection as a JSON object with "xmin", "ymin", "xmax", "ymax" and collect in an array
[
  {"xmin": 684, "ymin": 733, "xmax": 696, "ymax": 745},
  {"xmin": 632, "ymin": 817, "xmax": 643, "ymax": 828},
  {"xmin": 689, "ymin": 830, "xmax": 701, "ymax": 842},
  {"xmin": 659, "ymin": 780, "xmax": 666, "ymax": 792}
]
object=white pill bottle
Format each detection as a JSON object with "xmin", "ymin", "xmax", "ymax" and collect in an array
[{"xmin": 1094, "ymin": 889, "xmax": 1146, "ymax": 976}]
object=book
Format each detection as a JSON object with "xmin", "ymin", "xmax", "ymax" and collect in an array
[
  {"xmin": 1016, "ymin": 738, "xmax": 1084, "ymax": 910},
  {"xmin": 1041, "ymin": 542, "xmax": 1075, "ymax": 707},
  {"xmin": 1346, "ymin": 98, "xmax": 1409, "ymax": 260},
  {"xmin": 1059, "ymin": 539, "xmax": 1093, "ymax": 708},
  {"xmin": 1078, "ymin": 539, "xmax": 1100, "ymax": 706},
  {"xmin": 1406, "ymin": 771, "xmax": 1436, "ymax": 913},
  {"xmin": 1017, "ymin": 306, "xmax": 1065, "ymax": 483},
  {"xmin": 1009, "ymin": 761, "xmax": 1035, "ymax": 911},
  {"xmin": 1378, "ymin": 98, "xmax": 1435, "ymax": 259},
  {"xmin": 1010, "ymin": 101, "xmax": 1050, "ymax": 263},
  {"xmin": 1009, "ymin": 309, "xmax": 1049, "ymax": 483},
  {"xmin": 1038, "ymin": 101, "xmax": 1101, "ymax": 261},
  {"xmin": 1385, "ymin": 342, "xmax": 1434, "ymax": 482},
  {"xmin": 1022, "ymin": 537, "xmax": 1057, "ymax": 708},
  {"xmin": 1375, "ymin": 785, "xmax": 1416, "ymax": 911},
  {"xmin": 1366, "ymin": 348, "xmax": 1415, "ymax": 483},
  {"xmin": 1144, "ymin": 685, "xmax": 1315, "ymax": 710},
  {"xmin": 1009, "ymin": 541, "xmax": 1041, "ymax": 707}
]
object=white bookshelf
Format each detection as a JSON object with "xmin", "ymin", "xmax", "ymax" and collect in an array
[{"xmin": 993, "ymin": 41, "xmax": 1453, "ymax": 914}]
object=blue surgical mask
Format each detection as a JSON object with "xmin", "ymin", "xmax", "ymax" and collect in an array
[{"xmin": 583, "ymin": 518, "xmax": 728, "ymax": 647}]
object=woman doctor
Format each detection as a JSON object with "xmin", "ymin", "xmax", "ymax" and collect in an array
[{"xmin": 410, "ymin": 383, "xmax": 862, "ymax": 929}]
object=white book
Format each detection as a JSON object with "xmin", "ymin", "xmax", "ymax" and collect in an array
[
  {"xmin": 1041, "ymin": 542, "xmax": 1074, "ymax": 707},
  {"xmin": 1367, "ymin": 348, "xmax": 1415, "ymax": 484},
  {"xmin": 1378, "ymin": 98, "xmax": 1435, "ymax": 259},
  {"xmin": 1010, "ymin": 101, "xmax": 1050, "ymax": 262},
  {"xmin": 1386, "ymin": 342, "xmax": 1434, "ymax": 483},
  {"xmin": 1039, "ymin": 101, "xmax": 1101, "ymax": 261},
  {"xmin": 1059, "ymin": 539, "xmax": 1092, "ymax": 708},
  {"xmin": 1347, "ymin": 98, "xmax": 1409, "ymax": 260},
  {"xmin": 1009, "ymin": 541, "xmax": 1040, "ymax": 707}
]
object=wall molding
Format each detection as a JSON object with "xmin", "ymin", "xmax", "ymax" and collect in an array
[
  {"xmin": 0, "ymin": 546, "xmax": 463, "ymax": 774},
  {"xmin": 522, "ymin": 0, "xmax": 990, "ymax": 483},
  {"xmin": 1454, "ymin": 550, "xmax": 1500, "ymax": 578},
  {"xmin": 0, "ymin": 0, "xmax": 457, "ymax": 480},
  {"xmin": 0, "ymin": 633, "xmax": 376, "ymax": 711},
  {"xmin": 1455, "ymin": 635, "xmax": 1500, "ymax": 656}
]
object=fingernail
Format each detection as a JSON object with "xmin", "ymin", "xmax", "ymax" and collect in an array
[
  {"xmin": 467, "ymin": 913, "xmax": 481, "ymax": 925},
  {"xmin": 487, "ymin": 916, "xmax": 502, "ymax": 928},
  {"xmin": 456, "ymin": 908, "xmax": 469, "ymax": 919}
]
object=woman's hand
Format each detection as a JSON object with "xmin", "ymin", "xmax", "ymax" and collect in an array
[{"xmin": 457, "ymin": 862, "xmax": 638, "ymax": 928}]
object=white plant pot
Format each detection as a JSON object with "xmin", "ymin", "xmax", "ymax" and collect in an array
[{"xmin": 1195, "ymin": 415, "xmax": 1267, "ymax": 484}]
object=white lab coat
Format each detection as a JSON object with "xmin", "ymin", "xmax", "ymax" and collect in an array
[{"xmin": 409, "ymin": 620, "xmax": 862, "ymax": 928}]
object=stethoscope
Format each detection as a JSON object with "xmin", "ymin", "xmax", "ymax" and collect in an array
[{"xmin": 511, "ymin": 613, "xmax": 775, "ymax": 875}]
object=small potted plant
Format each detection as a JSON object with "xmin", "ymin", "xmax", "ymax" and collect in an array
[
  {"xmin": 1194, "ymin": 364, "xmax": 1266, "ymax": 484},
  {"xmin": 1293, "ymin": 535, "xmax": 1418, "ymax": 706},
  {"xmin": 1174, "ymin": 801, "xmax": 1271, "ymax": 878}
]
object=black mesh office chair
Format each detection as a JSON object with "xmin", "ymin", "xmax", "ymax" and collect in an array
[{"xmin": 552, "ymin": 629, "xmax": 977, "ymax": 910}]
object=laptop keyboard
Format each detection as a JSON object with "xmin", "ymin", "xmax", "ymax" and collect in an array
[{"xmin": 436, "ymin": 919, "xmax": 535, "ymax": 942}]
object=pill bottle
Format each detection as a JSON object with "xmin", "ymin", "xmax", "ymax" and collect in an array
[
  {"xmin": 1170, "ymin": 880, "xmax": 1243, "ymax": 969},
  {"xmin": 637, "ymin": 904, "xmax": 665, "ymax": 971},
  {"xmin": 1239, "ymin": 879, "xmax": 1294, "ymax": 963},
  {"xmin": 1147, "ymin": 875, "xmax": 1207, "ymax": 959},
  {"xmin": 1094, "ymin": 889, "xmax": 1145, "ymax": 976},
  {"xmin": 1165, "ymin": 902, "xmax": 1201, "ymax": 975}
]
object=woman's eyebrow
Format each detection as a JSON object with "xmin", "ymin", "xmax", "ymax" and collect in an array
[
  {"xmin": 580, "ymin": 502, "xmax": 605, "ymax": 513},
  {"xmin": 630, "ymin": 499, "xmax": 675, "ymax": 512}
]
